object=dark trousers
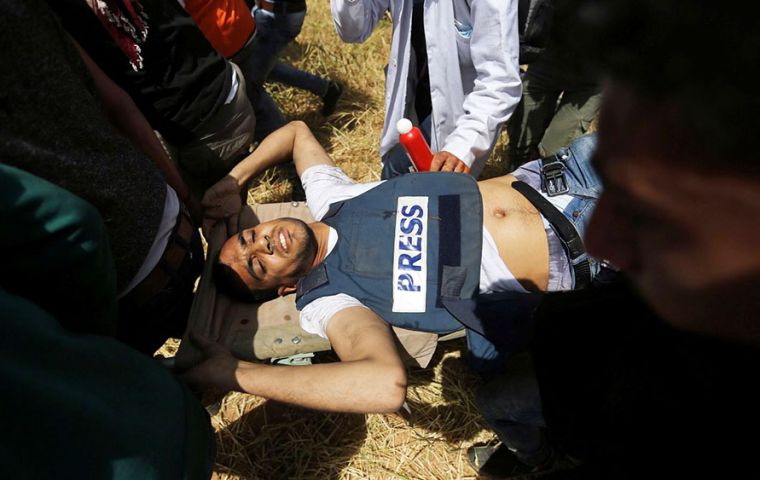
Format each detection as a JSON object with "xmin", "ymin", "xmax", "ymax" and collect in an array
[{"xmin": 117, "ymin": 227, "xmax": 204, "ymax": 355}]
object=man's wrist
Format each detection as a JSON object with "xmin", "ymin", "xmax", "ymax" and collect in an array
[{"xmin": 233, "ymin": 361, "xmax": 259, "ymax": 393}]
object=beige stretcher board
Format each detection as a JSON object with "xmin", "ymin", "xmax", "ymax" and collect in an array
[{"xmin": 175, "ymin": 202, "xmax": 445, "ymax": 371}]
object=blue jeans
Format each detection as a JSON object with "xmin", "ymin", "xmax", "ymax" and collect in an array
[
  {"xmin": 252, "ymin": 7, "xmax": 329, "ymax": 96},
  {"xmin": 235, "ymin": 7, "xmax": 330, "ymax": 139},
  {"xmin": 232, "ymin": 33, "xmax": 285, "ymax": 141},
  {"xmin": 381, "ymin": 115, "xmax": 432, "ymax": 179},
  {"xmin": 476, "ymin": 352, "xmax": 553, "ymax": 466},
  {"xmin": 511, "ymin": 133, "xmax": 604, "ymax": 281}
]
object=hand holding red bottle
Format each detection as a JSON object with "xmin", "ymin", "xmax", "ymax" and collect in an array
[
  {"xmin": 397, "ymin": 118, "xmax": 470, "ymax": 174},
  {"xmin": 430, "ymin": 151, "xmax": 471, "ymax": 174}
]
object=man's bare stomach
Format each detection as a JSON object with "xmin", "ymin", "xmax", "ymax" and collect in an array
[{"xmin": 478, "ymin": 175, "xmax": 549, "ymax": 292}]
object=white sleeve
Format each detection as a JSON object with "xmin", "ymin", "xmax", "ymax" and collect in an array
[
  {"xmin": 299, "ymin": 293, "xmax": 371, "ymax": 338},
  {"xmin": 331, "ymin": 0, "xmax": 390, "ymax": 44},
  {"xmin": 442, "ymin": 0, "xmax": 522, "ymax": 167},
  {"xmin": 301, "ymin": 165, "xmax": 383, "ymax": 220}
]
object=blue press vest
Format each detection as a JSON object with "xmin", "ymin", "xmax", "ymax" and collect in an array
[
  {"xmin": 296, "ymin": 172, "xmax": 483, "ymax": 334},
  {"xmin": 296, "ymin": 134, "xmax": 602, "ymax": 374}
]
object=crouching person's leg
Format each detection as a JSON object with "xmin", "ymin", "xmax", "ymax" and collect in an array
[
  {"xmin": 381, "ymin": 115, "xmax": 432, "ymax": 179},
  {"xmin": 381, "ymin": 143, "xmax": 416, "ymax": 179},
  {"xmin": 470, "ymin": 352, "xmax": 558, "ymax": 477}
]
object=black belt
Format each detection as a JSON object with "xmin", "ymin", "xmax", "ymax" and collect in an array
[
  {"xmin": 511, "ymin": 175, "xmax": 592, "ymax": 289},
  {"xmin": 256, "ymin": 0, "xmax": 306, "ymax": 14},
  {"xmin": 122, "ymin": 205, "xmax": 199, "ymax": 307}
]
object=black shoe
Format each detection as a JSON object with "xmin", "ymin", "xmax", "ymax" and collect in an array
[
  {"xmin": 468, "ymin": 443, "xmax": 577, "ymax": 479},
  {"xmin": 467, "ymin": 443, "xmax": 581, "ymax": 480},
  {"xmin": 321, "ymin": 81, "xmax": 343, "ymax": 116},
  {"xmin": 468, "ymin": 443, "xmax": 536, "ymax": 478}
]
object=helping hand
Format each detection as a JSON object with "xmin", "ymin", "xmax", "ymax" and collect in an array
[
  {"xmin": 429, "ymin": 151, "xmax": 471, "ymax": 174},
  {"xmin": 201, "ymin": 175, "xmax": 242, "ymax": 237},
  {"xmin": 179, "ymin": 332, "xmax": 242, "ymax": 399}
]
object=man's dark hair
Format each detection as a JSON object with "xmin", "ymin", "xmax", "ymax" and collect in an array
[
  {"xmin": 212, "ymin": 257, "xmax": 278, "ymax": 303},
  {"xmin": 563, "ymin": 0, "xmax": 760, "ymax": 172}
]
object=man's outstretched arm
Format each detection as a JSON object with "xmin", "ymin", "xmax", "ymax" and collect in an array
[
  {"xmin": 201, "ymin": 121, "xmax": 335, "ymax": 234},
  {"xmin": 181, "ymin": 306, "xmax": 407, "ymax": 413},
  {"xmin": 229, "ymin": 120, "xmax": 336, "ymax": 183}
]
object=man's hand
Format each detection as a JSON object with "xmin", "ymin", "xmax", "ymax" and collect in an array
[
  {"xmin": 430, "ymin": 151, "xmax": 471, "ymax": 174},
  {"xmin": 179, "ymin": 333, "xmax": 242, "ymax": 398},
  {"xmin": 201, "ymin": 175, "xmax": 242, "ymax": 237}
]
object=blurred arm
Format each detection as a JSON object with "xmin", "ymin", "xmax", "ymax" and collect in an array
[{"xmin": 72, "ymin": 38, "xmax": 194, "ymax": 208}]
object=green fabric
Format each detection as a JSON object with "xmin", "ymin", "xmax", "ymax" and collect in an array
[
  {"xmin": 507, "ymin": 54, "xmax": 601, "ymax": 168},
  {"xmin": 0, "ymin": 163, "xmax": 117, "ymax": 335},
  {"xmin": 532, "ymin": 88, "xmax": 601, "ymax": 157},
  {"xmin": 0, "ymin": 288, "xmax": 212, "ymax": 480},
  {"xmin": 0, "ymin": 165, "xmax": 212, "ymax": 479}
]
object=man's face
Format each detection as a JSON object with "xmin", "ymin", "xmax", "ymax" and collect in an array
[
  {"xmin": 586, "ymin": 82, "xmax": 760, "ymax": 339},
  {"xmin": 218, "ymin": 217, "xmax": 316, "ymax": 291}
]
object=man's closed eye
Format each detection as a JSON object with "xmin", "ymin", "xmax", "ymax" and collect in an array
[{"xmin": 247, "ymin": 257, "xmax": 258, "ymax": 280}]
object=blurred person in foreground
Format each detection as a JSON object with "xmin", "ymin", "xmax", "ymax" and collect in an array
[
  {"xmin": 1, "ymin": 0, "xmax": 204, "ymax": 354},
  {"xmin": 46, "ymin": 0, "xmax": 257, "ymax": 194},
  {"xmin": 0, "ymin": 164, "xmax": 213, "ymax": 480},
  {"xmin": 467, "ymin": 0, "xmax": 760, "ymax": 477}
]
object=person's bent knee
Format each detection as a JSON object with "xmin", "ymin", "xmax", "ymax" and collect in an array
[{"xmin": 381, "ymin": 144, "xmax": 414, "ymax": 179}]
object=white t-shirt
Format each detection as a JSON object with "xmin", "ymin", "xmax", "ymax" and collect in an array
[{"xmin": 298, "ymin": 165, "xmax": 529, "ymax": 338}]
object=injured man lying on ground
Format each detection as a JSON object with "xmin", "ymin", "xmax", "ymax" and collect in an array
[{"xmin": 180, "ymin": 121, "xmax": 608, "ymax": 414}]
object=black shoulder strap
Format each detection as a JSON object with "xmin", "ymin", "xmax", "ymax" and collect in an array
[{"xmin": 295, "ymin": 263, "xmax": 329, "ymax": 302}]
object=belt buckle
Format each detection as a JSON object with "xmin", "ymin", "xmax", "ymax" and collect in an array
[
  {"xmin": 542, "ymin": 158, "xmax": 569, "ymax": 197},
  {"xmin": 258, "ymin": 0, "xmax": 275, "ymax": 12},
  {"xmin": 262, "ymin": 0, "xmax": 286, "ymax": 13}
]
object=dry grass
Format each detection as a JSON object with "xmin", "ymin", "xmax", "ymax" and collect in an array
[
  {"xmin": 207, "ymin": 341, "xmax": 497, "ymax": 480},
  {"xmin": 188, "ymin": 1, "xmax": 515, "ymax": 477}
]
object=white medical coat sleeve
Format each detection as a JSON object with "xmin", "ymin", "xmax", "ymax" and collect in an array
[
  {"xmin": 331, "ymin": 0, "xmax": 391, "ymax": 44},
  {"xmin": 441, "ymin": 0, "xmax": 522, "ymax": 168}
]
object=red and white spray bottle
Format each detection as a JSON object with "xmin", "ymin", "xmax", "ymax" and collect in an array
[{"xmin": 397, "ymin": 118, "xmax": 433, "ymax": 172}]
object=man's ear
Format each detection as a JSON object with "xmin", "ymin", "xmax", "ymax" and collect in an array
[{"xmin": 277, "ymin": 285, "xmax": 297, "ymax": 296}]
